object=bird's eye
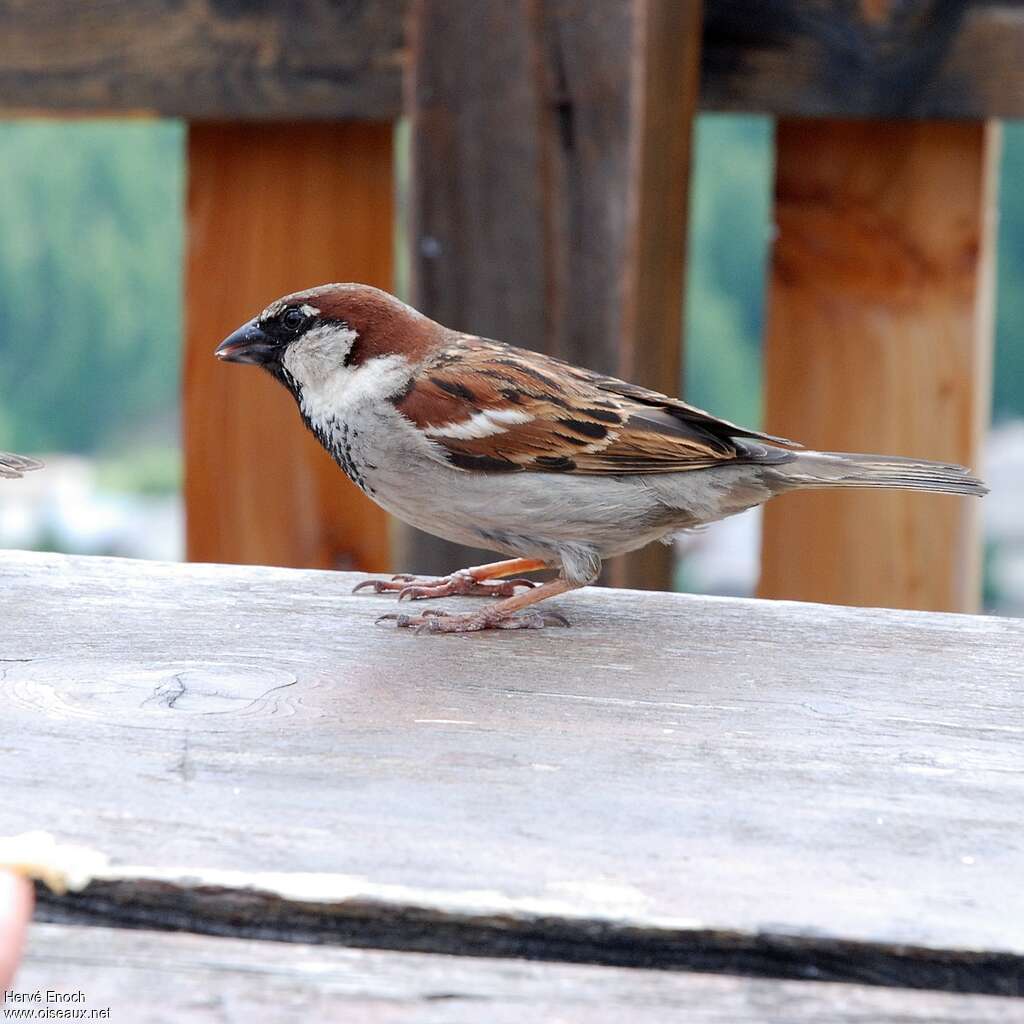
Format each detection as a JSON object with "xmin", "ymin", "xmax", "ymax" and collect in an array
[{"xmin": 281, "ymin": 307, "xmax": 306, "ymax": 331}]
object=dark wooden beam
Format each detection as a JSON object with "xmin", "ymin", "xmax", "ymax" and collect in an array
[
  {"xmin": 701, "ymin": 1, "xmax": 1024, "ymax": 119},
  {"xmin": 0, "ymin": 0, "xmax": 405, "ymax": 120},
  {"xmin": 401, "ymin": 0, "xmax": 702, "ymax": 591},
  {"xmin": 2, "ymin": 2, "xmax": 1024, "ymax": 120}
]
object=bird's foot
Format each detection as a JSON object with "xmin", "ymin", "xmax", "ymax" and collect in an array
[
  {"xmin": 353, "ymin": 570, "xmax": 537, "ymax": 602},
  {"xmin": 376, "ymin": 607, "xmax": 570, "ymax": 634}
]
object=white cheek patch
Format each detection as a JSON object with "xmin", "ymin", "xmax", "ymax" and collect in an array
[
  {"xmin": 297, "ymin": 353, "xmax": 412, "ymax": 426},
  {"xmin": 425, "ymin": 408, "xmax": 535, "ymax": 440},
  {"xmin": 282, "ymin": 324, "xmax": 358, "ymax": 424},
  {"xmin": 282, "ymin": 324, "xmax": 359, "ymax": 384}
]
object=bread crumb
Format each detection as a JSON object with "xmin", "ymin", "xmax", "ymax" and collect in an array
[{"xmin": 0, "ymin": 832, "xmax": 109, "ymax": 895}]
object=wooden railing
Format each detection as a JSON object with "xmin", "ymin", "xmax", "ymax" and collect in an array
[
  {"xmin": 5, "ymin": 0, "xmax": 1013, "ymax": 612},
  {"xmin": 8, "ymin": 549, "xmax": 1024, "ymax": 1007}
]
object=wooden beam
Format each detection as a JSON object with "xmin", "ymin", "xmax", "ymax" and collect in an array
[
  {"xmin": 24, "ymin": 924, "xmax": 1024, "ymax": 1022},
  {"xmin": 0, "ymin": 1, "xmax": 405, "ymax": 120},
  {"xmin": 759, "ymin": 120, "xmax": 998, "ymax": 612},
  {"xmin": 403, "ymin": 0, "xmax": 702, "ymax": 591},
  {"xmin": 6, "ymin": 550, "xmax": 1024, "ymax": 992},
  {"xmin": 3, "ymin": 3, "xmax": 1024, "ymax": 121},
  {"xmin": 183, "ymin": 122, "xmax": 393, "ymax": 572},
  {"xmin": 702, "ymin": 2, "xmax": 1024, "ymax": 118}
]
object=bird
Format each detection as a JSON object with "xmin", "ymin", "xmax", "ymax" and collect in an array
[
  {"xmin": 0, "ymin": 453, "xmax": 42, "ymax": 480},
  {"xmin": 215, "ymin": 283, "xmax": 987, "ymax": 633}
]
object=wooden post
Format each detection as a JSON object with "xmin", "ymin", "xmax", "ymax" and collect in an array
[
  {"xmin": 759, "ymin": 120, "xmax": 999, "ymax": 612},
  {"xmin": 403, "ymin": 0, "xmax": 703, "ymax": 591},
  {"xmin": 184, "ymin": 123, "xmax": 394, "ymax": 571}
]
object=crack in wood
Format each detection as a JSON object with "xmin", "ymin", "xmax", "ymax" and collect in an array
[{"xmin": 33, "ymin": 881, "xmax": 1024, "ymax": 998}]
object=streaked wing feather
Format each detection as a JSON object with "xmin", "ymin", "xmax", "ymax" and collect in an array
[{"xmin": 395, "ymin": 339, "xmax": 796, "ymax": 475}]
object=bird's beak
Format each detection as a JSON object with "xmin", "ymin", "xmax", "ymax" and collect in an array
[{"xmin": 214, "ymin": 319, "xmax": 277, "ymax": 365}]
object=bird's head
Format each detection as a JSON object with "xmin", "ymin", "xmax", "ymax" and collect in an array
[{"xmin": 215, "ymin": 283, "xmax": 438, "ymax": 417}]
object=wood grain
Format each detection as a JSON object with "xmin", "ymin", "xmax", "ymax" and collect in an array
[
  {"xmin": 759, "ymin": 120, "xmax": 998, "ymax": 612},
  {"xmin": 17, "ymin": 923, "xmax": 1024, "ymax": 1022},
  {"xmin": 4, "ymin": 551, "xmax": 1024, "ymax": 993},
  {"xmin": 701, "ymin": 1, "xmax": 1024, "ymax": 118},
  {"xmin": 0, "ymin": 0, "xmax": 405, "ymax": 119},
  {"xmin": 2, "ymin": 2, "xmax": 1024, "ymax": 120},
  {"xmin": 403, "ymin": 0, "xmax": 702, "ymax": 592},
  {"xmin": 183, "ymin": 122, "xmax": 393, "ymax": 572}
]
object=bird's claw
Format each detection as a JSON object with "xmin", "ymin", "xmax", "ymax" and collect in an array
[
  {"xmin": 396, "ymin": 576, "xmax": 537, "ymax": 602},
  {"xmin": 375, "ymin": 609, "xmax": 452, "ymax": 634},
  {"xmin": 352, "ymin": 579, "xmax": 395, "ymax": 594},
  {"xmin": 357, "ymin": 571, "xmax": 538, "ymax": 601},
  {"xmin": 375, "ymin": 608, "xmax": 569, "ymax": 634},
  {"xmin": 353, "ymin": 573, "xmax": 432, "ymax": 595}
]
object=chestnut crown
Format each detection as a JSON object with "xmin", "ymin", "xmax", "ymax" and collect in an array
[{"xmin": 214, "ymin": 283, "xmax": 439, "ymax": 380}]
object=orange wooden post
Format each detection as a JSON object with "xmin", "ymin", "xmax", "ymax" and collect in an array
[
  {"xmin": 759, "ymin": 120, "xmax": 999, "ymax": 612},
  {"xmin": 183, "ymin": 123, "xmax": 394, "ymax": 571}
]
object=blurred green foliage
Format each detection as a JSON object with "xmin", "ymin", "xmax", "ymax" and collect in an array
[
  {"xmin": 997, "ymin": 122, "xmax": 1024, "ymax": 422},
  {"xmin": 684, "ymin": 115, "xmax": 772, "ymax": 427},
  {"xmin": 95, "ymin": 445, "xmax": 182, "ymax": 497},
  {"xmin": 0, "ymin": 115, "xmax": 1020, "ymax": 476},
  {"xmin": 0, "ymin": 120, "xmax": 182, "ymax": 455}
]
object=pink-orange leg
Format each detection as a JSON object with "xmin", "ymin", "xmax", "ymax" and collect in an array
[
  {"xmin": 353, "ymin": 558, "xmax": 548, "ymax": 602},
  {"xmin": 378, "ymin": 577, "xmax": 580, "ymax": 633}
]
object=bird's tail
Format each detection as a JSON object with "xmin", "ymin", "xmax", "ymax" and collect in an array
[{"xmin": 773, "ymin": 450, "xmax": 988, "ymax": 497}]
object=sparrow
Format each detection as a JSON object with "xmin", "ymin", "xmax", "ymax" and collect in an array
[
  {"xmin": 0, "ymin": 454, "xmax": 42, "ymax": 480},
  {"xmin": 215, "ymin": 283, "xmax": 987, "ymax": 633}
]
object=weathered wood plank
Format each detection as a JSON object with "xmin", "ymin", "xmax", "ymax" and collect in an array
[
  {"xmin": 403, "ymin": 0, "xmax": 702, "ymax": 591},
  {"xmin": 15, "ymin": 924, "xmax": 1024, "ymax": 1023},
  {"xmin": 759, "ymin": 120, "xmax": 998, "ymax": 612},
  {"xmin": 30, "ymin": 865, "xmax": 1024, "ymax": 996},
  {"xmin": 2, "ymin": 2, "xmax": 1024, "ymax": 121},
  {"xmin": 3, "ymin": 551, "xmax": 1024, "ymax": 993},
  {"xmin": 183, "ymin": 122, "xmax": 393, "ymax": 572},
  {"xmin": 0, "ymin": 0, "xmax": 405, "ymax": 119},
  {"xmin": 702, "ymin": 1, "xmax": 1024, "ymax": 118}
]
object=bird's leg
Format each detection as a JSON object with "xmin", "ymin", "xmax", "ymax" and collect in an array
[
  {"xmin": 353, "ymin": 558, "xmax": 548, "ymax": 601},
  {"xmin": 378, "ymin": 577, "xmax": 580, "ymax": 633}
]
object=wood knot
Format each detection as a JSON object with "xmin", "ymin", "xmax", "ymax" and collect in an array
[{"xmin": 2, "ymin": 660, "xmax": 298, "ymax": 725}]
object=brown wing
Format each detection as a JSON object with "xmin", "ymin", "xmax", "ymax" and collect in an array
[{"xmin": 394, "ymin": 338, "xmax": 799, "ymax": 475}]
